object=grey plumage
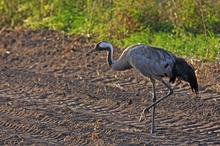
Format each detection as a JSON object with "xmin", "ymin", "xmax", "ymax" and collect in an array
[{"xmin": 86, "ymin": 41, "xmax": 199, "ymax": 133}]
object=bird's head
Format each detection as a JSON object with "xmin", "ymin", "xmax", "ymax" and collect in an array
[{"xmin": 86, "ymin": 41, "xmax": 112, "ymax": 56}]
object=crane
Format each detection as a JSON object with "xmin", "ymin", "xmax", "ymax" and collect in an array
[{"xmin": 86, "ymin": 41, "xmax": 199, "ymax": 133}]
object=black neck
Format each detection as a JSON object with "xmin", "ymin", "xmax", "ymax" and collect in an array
[{"xmin": 107, "ymin": 49, "xmax": 113, "ymax": 67}]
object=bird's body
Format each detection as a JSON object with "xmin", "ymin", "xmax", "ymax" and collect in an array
[
  {"xmin": 119, "ymin": 44, "xmax": 176, "ymax": 80},
  {"xmin": 86, "ymin": 41, "xmax": 198, "ymax": 133}
]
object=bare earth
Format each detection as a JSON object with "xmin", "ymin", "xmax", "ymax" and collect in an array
[{"xmin": 0, "ymin": 29, "xmax": 219, "ymax": 145}]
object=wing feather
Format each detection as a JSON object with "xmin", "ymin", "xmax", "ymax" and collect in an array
[{"xmin": 127, "ymin": 44, "xmax": 176, "ymax": 79}]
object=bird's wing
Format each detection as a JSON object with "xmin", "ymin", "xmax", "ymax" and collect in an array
[{"xmin": 127, "ymin": 45, "xmax": 175, "ymax": 79}]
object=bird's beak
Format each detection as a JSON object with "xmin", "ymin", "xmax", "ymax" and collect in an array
[{"xmin": 86, "ymin": 47, "xmax": 96, "ymax": 56}]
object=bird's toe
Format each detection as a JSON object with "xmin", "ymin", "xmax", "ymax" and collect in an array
[{"xmin": 139, "ymin": 115, "xmax": 145, "ymax": 122}]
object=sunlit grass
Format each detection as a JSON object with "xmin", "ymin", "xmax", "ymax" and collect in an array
[
  {"xmin": 119, "ymin": 31, "xmax": 220, "ymax": 61},
  {"xmin": 0, "ymin": 0, "xmax": 219, "ymax": 61}
]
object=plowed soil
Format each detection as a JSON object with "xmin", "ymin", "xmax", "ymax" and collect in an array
[{"xmin": 0, "ymin": 29, "xmax": 219, "ymax": 145}]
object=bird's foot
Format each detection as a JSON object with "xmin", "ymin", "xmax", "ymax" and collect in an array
[{"xmin": 139, "ymin": 108, "xmax": 149, "ymax": 122}]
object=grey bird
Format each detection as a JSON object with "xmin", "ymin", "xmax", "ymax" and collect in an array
[{"xmin": 86, "ymin": 41, "xmax": 199, "ymax": 133}]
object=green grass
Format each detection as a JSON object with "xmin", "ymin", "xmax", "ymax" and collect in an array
[
  {"xmin": 0, "ymin": 0, "xmax": 219, "ymax": 61},
  {"xmin": 119, "ymin": 31, "xmax": 220, "ymax": 61}
]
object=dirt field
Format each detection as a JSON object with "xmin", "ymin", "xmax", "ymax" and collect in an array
[{"xmin": 0, "ymin": 29, "xmax": 219, "ymax": 145}]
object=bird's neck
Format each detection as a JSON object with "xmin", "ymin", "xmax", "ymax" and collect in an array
[
  {"xmin": 107, "ymin": 47, "xmax": 114, "ymax": 67},
  {"xmin": 107, "ymin": 46, "xmax": 132, "ymax": 71}
]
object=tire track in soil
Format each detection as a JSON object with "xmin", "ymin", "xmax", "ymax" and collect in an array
[
  {"xmin": 0, "ymin": 89, "xmax": 104, "ymax": 145},
  {"xmin": 0, "ymin": 29, "xmax": 219, "ymax": 145},
  {"xmin": 0, "ymin": 68, "xmax": 219, "ymax": 145}
]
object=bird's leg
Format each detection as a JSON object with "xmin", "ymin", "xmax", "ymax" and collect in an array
[
  {"xmin": 139, "ymin": 78, "xmax": 157, "ymax": 133},
  {"xmin": 151, "ymin": 79, "xmax": 156, "ymax": 134},
  {"xmin": 139, "ymin": 80, "xmax": 173, "ymax": 123}
]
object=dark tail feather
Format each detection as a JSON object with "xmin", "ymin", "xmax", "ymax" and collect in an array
[{"xmin": 172, "ymin": 58, "xmax": 199, "ymax": 94}]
